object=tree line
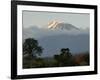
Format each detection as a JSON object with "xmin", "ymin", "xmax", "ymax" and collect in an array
[{"xmin": 23, "ymin": 38, "xmax": 89, "ymax": 68}]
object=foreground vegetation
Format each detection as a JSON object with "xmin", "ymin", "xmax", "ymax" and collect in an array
[{"xmin": 23, "ymin": 38, "xmax": 89, "ymax": 68}]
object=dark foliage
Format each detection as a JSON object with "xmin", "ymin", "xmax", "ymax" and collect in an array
[
  {"xmin": 54, "ymin": 48, "xmax": 74, "ymax": 66},
  {"xmin": 23, "ymin": 38, "xmax": 89, "ymax": 68},
  {"xmin": 23, "ymin": 38, "xmax": 43, "ymax": 59}
]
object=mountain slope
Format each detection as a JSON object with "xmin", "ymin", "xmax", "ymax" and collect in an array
[
  {"xmin": 38, "ymin": 34, "xmax": 89, "ymax": 57},
  {"xmin": 23, "ymin": 23, "xmax": 89, "ymax": 57}
]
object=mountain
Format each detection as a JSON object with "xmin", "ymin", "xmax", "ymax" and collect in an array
[
  {"xmin": 23, "ymin": 22, "xmax": 89, "ymax": 57},
  {"xmin": 38, "ymin": 34, "xmax": 89, "ymax": 57},
  {"xmin": 47, "ymin": 20, "xmax": 79, "ymax": 31}
]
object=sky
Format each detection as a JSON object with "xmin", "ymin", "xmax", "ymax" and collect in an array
[{"xmin": 23, "ymin": 11, "xmax": 90, "ymax": 29}]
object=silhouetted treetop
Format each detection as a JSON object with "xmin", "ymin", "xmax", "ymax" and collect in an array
[{"xmin": 23, "ymin": 38, "xmax": 43, "ymax": 58}]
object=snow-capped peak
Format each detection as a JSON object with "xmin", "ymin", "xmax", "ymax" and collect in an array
[
  {"xmin": 48, "ymin": 20, "xmax": 60, "ymax": 29},
  {"xmin": 47, "ymin": 20, "xmax": 80, "ymax": 31}
]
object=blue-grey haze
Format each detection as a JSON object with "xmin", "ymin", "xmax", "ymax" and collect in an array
[{"xmin": 23, "ymin": 11, "xmax": 90, "ymax": 57}]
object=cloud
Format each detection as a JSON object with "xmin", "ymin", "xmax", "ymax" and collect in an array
[{"xmin": 23, "ymin": 25, "xmax": 89, "ymax": 40}]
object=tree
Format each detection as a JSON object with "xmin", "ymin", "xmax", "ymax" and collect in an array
[
  {"xmin": 54, "ymin": 48, "xmax": 73, "ymax": 66},
  {"xmin": 23, "ymin": 38, "xmax": 43, "ymax": 59},
  {"xmin": 60, "ymin": 48, "xmax": 73, "ymax": 66},
  {"xmin": 60, "ymin": 48, "xmax": 72, "ymax": 58}
]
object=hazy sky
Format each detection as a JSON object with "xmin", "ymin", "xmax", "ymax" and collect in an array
[{"xmin": 23, "ymin": 11, "xmax": 90, "ymax": 29}]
